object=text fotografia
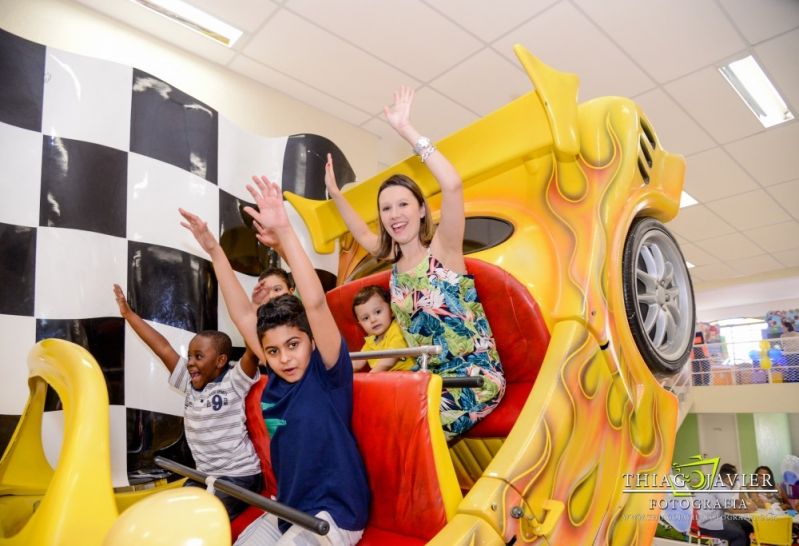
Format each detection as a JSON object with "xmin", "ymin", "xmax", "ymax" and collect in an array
[
  {"xmin": 647, "ymin": 496, "xmax": 749, "ymax": 510},
  {"xmin": 622, "ymin": 454, "xmax": 777, "ymax": 497}
]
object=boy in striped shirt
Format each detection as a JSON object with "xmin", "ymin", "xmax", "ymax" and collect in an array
[{"xmin": 113, "ymin": 284, "xmax": 262, "ymax": 519}]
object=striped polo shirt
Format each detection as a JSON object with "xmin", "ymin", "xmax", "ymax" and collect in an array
[{"xmin": 169, "ymin": 358, "xmax": 261, "ymax": 477}]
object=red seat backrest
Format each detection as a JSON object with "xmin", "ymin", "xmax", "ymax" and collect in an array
[
  {"xmin": 352, "ymin": 372, "xmax": 457, "ymax": 541},
  {"xmin": 243, "ymin": 376, "xmax": 277, "ymax": 495},
  {"xmin": 231, "ymin": 375, "xmax": 277, "ymax": 540},
  {"xmin": 326, "ymin": 258, "xmax": 550, "ymax": 437},
  {"xmin": 235, "ymin": 372, "xmax": 457, "ymax": 543}
]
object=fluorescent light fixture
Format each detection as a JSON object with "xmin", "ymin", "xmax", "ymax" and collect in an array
[
  {"xmin": 686, "ymin": 261, "xmax": 695, "ymax": 269},
  {"xmin": 679, "ymin": 191, "xmax": 698, "ymax": 208},
  {"xmin": 131, "ymin": 0, "xmax": 243, "ymax": 47},
  {"xmin": 719, "ymin": 55, "xmax": 794, "ymax": 128}
]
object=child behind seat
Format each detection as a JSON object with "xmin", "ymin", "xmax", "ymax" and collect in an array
[
  {"xmin": 112, "ymin": 284, "xmax": 262, "ymax": 519},
  {"xmin": 252, "ymin": 267, "xmax": 294, "ymax": 307},
  {"xmin": 351, "ymin": 285, "xmax": 414, "ymax": 372}
]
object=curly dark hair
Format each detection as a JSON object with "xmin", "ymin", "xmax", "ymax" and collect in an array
[
  {"xmin": 195, "ymin": 330, "xmax": 233, "ymax": 361},
  {"xmin": 256, "ymin": 294, "xmax": 311, "ymax": 340}
]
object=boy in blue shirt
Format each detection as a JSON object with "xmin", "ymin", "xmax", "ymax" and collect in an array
[{"xmin": 180, "ymin": 176, "xmax": 369, "ymax": 545}]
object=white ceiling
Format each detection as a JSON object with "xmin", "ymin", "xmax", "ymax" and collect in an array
[{"xmin": 74, "ymin": 0, "xmax": 799, "ymax": 292}]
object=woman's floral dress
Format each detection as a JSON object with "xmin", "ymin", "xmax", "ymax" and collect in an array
[{"xmin": 390, "ymin": 251, "xmax": 505, "ymax": 439}]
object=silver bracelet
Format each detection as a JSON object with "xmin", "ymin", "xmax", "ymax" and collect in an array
[
  {"xmin": 420, "ymin": 143, "xmax": 436, "ymax": 163},
  {"xmin": 413, "ymin": 136, "xmax": 436, "ymax": 163}
]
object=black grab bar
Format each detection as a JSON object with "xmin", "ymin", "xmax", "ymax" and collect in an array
[
  {"xmin": 441, "ymin": 376, "xmax": 485, "ymax": 389},
  {"xmin": 154, "ymin": 456, "xmax": 329, "ymax": 536}
]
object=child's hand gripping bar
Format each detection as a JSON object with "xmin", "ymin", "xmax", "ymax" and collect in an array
[{"xmin": 348, "ymin": 345, "xmax": 485, "ymax": 388}]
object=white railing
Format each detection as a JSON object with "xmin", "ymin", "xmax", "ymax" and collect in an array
[{"xmin": 688, "ymin": 337, "xmax": 799, "ymax": 387}]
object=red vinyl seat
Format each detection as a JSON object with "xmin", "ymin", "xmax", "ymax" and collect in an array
[
  {"xmin": 326, "ymin": 258, "xmax": 550, "ymax": 438},
  {"xmin": 232, "ymin": 372, "xmax": 460, "ymax": 544},
  {"xmin": 230, "ymin": 376, "xmax": 277, "ymax": 541},
  {"xmin": 353, "ymin": 372, "xmax": 461, "ymax": 544}
]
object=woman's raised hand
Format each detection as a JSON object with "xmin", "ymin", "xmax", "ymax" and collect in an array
[
  {"xmin": 179, "ymin": 208, "xmax": 218, "ymax": 253},
  {"xmin": 244, "ymin": 175, "xmax": 289, "ymax": 233},
  {"xmin": 324, "ymin": 153, "xmax": 341, "ymax": 198},
  {"xmin": 384, "ymin": 85, "xmax": 414, "ymax": 136}
]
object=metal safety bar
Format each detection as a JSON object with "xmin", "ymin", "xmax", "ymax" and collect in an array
[
  {"xmin": 154, "ymin": 456, "xmax": 330, "ymax": 536},
  {"xmin": 349, "ymin": 345, "xmax": 442, "ymax": 370},
  {"xmin": 348, "ymin": 344, "xmax": 485, "ymax": 389}
]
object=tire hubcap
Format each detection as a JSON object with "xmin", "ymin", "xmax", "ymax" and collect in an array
[{"xmin": 635, "ymin": 231, "xmax": 692, "ymax": 361}]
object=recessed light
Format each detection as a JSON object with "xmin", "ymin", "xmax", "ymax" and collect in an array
[
  {"xmin": 719, "ymin": 55, "xmax": 794, "ymax": 128},
  {"xmin": 679, "ymin": 191, "xmax": 698, "ymax": 208},
  {"xmin": 131, "ymin": 0, "xmax": 243, "ymax": 47}
]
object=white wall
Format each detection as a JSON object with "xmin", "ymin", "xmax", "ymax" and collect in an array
[
  {"xmin": 697, "ymin": 413, "xmax": 741, "ymax": 470},
  {"xmin": 789, "ymin": 413, "xmax": 799, "ymax": 456},
  {"xmin": 691, "ymin": 384, "xmax": 799, "ymax": 414},
  {"xmin": 695, "ymin": 274, "xmax": 799, "ymax": 322},
  {"xmin": 754, "ymin": 413, "xmax": 792, "ymax": 476},
  {"xmin": 0, "ymin": 0, "xmax": 379, "ymax": 178}
]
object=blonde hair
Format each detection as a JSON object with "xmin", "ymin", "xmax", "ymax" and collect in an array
[{"xmin": 375, "ymin": 174, "xmax": 433, "ymax": 262}]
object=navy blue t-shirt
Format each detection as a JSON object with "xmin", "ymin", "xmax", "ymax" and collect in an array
[{"xmin": 261, "ymin": 337, "xmax": 370, "ymax": 533}]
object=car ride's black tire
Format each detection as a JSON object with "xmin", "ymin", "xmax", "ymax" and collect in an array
[{"xmin": 622, "ymin": 217, "xmax": 696, "ymax": 377}]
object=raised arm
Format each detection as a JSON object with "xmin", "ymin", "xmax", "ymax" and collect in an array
[
  {"xmin": 324, "ymin": 154, "xmax": 380, "ymax": 255},
  {"xmin": 245, "ymin": 176, "xmax": 342, "ymax": 368},
  {"xmin": 238, "ymin": 346, "xmax": 259, "ymax": 379},
  {"xmin": 385, "ymin": 86, "xmax": 465, "ymax": 264},
  {"xmin": 178, "ymin": 209, "xmax": 264, "ymax": 362},
  {"xmin": 113, "ymin": 284, "xmax": 180, "ymax": 372}
]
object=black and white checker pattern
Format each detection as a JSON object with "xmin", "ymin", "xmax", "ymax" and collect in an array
[{"xmin": 0, "ymin": 28, "xmax": 354, "ymax": 486}]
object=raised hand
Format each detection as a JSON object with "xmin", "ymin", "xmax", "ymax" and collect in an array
[
  {"xmin": 113, "ymin": 283, "xmax": 132, "ymax": 318},
  {"xmin": 179, "ymin": 208, "xmax": 218, "ymax": 254},
  {"xmin": 324, "ymin": 153, "xmax": 341, "ymax": 198},
  {"xmin": 244, "ymin": 175, "xmax": 289, "ymax": 233},
  {"xmin": 383, "ymin": 85, "xmax": 414, "ymax": 135},
  {"xmin": 252, "ymin": 219, "xmax": 281, "ymax": 249}
]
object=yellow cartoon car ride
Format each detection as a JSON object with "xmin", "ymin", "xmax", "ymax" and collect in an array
[
  {"xmin": 289, "ymin": 44, "xmax": 693, "ymax": 545},
  {"xmin": 0, "ymin": 45, "xmax": 692, "ymax": 546}
]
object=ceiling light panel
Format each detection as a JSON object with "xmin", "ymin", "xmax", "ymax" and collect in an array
[
  {"xmin": 130, "ymin": 0, "xmax": 243, "ymax": 47},
  {"xmin": 719, "ymin": 55, "xmax": 794, "ymax": 128}
]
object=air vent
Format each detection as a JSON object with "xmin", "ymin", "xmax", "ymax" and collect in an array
[
  {"xmin": 641, "ymin": 120, "xmax": 656, "ymax": 148},
  {"xmin": 640, "ymin": 135, "xmax": 653, "ymax": 167},
  {"xmin": 637, "ymin": 158, "xmax": 650, "ymax": 184},
  {"xmin": 637, "ymin": 120, "xmax": 657, "ymax": 184}
]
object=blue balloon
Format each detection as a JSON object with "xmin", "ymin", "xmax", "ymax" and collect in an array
[
  {"xmin": 785, "ymin": 470, "xmax": 798, "ymax": 484},
  {"xmin": 768, "ymin": 347, "xmax": 783, "ymax": 360}
]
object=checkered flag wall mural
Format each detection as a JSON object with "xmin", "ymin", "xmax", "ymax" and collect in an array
[{"xmin": 0, "ymin": 28, "xmax": 354, "ymax": 486}]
